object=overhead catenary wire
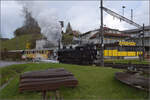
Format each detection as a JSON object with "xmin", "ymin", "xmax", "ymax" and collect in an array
[{"xmin": 102, "ymin": 7, "xmax": 142, "ymax": 28}]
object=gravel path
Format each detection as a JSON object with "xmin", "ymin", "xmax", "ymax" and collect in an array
[
  {"xmin": 0, "ymin": 61, "xmax": 26, "ymax": 68},
  {"xmin": 0, "ymin": 77, "xmax": 14, "ymax": 91}
]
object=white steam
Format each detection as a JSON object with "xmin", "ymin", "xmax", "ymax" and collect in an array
[
  {"xmin": 17, "ymin": 1, "xmax": 62, "ymax": 45},
  {"xmin": 37, "ymin": 10, "xmax": 62, "ymax": 45}
]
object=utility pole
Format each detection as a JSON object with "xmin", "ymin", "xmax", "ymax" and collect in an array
[
  {"xmin": 139, "ymin": 24, "xmax": 145, "ymax": 61},
  {"xmin": 99, "ymin": 0, "xmax": 104, "ymax": 66},
  {"xmin": 59, "ymin": 21, "xmax": 64, "ymax": 50},
  {"xmin": 142, "ymin": 24, "xmax": 145, "ymax": 60},
  {"xmin": 16, "ymin": 38, "xmax": 18, "ymax": 50}
]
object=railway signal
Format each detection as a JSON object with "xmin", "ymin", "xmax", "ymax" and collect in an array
[{"xmin": 142, "ymin": 24, "xmax": 145, "ymax": 60}]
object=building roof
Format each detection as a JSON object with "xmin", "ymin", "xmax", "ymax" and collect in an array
[
  {"xmin": 80, "ymin": 29, "xmax": 98, "ymax": 37},
  {"xmin": 123, "ymin": 25, "xmax": 150, "ymax": 34},
  {"xmin": 80, "ymin": 27, "xmax": 121, "ymax": 37},
  {"xmin": 90, "ymin": 32, "xmax": 130, "ymax": 39},
  {"xmin": 80, "ymin": 27, "xmax": 130, "ymax": 39}
]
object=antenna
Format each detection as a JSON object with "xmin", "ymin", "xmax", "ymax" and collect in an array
[
  {"xmin": 131, "ymin": 9, "xmax": 133, "ymax": 21},
  {"xmin": 122, "ymin": 6, "xmax": 126, "ymax": 16}
]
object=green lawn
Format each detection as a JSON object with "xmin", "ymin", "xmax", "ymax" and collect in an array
[
  {"xmin": 0, "ymin": 64, "xmax": 27, "ymax": 86},
  {"xmin": 0, "ymin": 63, "xmax": 149, "ymax": 100}
]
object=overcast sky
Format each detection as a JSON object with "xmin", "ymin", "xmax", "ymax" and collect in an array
[{"xmin": 1, "ymin": 0, "xmax": 150, "ymax": 38}]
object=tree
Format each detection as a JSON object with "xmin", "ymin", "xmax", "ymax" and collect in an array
[
  {"xmin": 62, "ymin": 34, "xmax": 73, "ymax": 46},
  {"xmin": 66, "ymin": 22, "xmax": 73, "ymax": 34},
  {"xmin": 22, "ymin": 7, "xmax": 39, "ymax": 29},
  {"xmin": 14, "ymin": 7, "xmax": 41, "ymax": 36}
]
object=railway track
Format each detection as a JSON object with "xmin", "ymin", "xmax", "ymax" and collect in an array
[{"xmin": 104, "ymin": 63, "xmax": 150, "ymax": 74}]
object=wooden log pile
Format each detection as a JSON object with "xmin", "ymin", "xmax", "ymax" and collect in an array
[
  {"xmin": 115, "ymin": 72, "xmax": 150, "ymax": 91},
  {"xmin": 19, "ymin": 68, "xmax": 78, "ymax": 92},
  {"xmin": 58, "ymin": 44, "xmax": 97, "ymax": 65}
]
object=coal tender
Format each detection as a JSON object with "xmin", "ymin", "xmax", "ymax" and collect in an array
[{"xmin": 58, "ymin": 44, "xmax": 97, "ymax": 65}]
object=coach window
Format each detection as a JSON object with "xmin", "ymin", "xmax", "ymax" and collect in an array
[
  {"xmin": 120, "ymin": 47, "xmax": 124, "ymax": 51},
  {"xmin": 119, "ymin": 46, "xmax": 122, "ymax": 51},
  {"xmin": 131, "ymin": 47, "xmax": 133, "ymax": 51}
]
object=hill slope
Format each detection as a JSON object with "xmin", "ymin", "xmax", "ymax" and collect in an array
[{"xmin": 1, "ymin": 34, "xmax": 43, "ymax": 50}]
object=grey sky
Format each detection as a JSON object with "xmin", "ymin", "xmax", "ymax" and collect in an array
[{"xmin": 1, "ymin": 0, "xmax": 149, "ymax": 38}]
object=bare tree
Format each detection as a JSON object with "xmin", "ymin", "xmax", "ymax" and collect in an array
[{"xmin": 14, "ymin": 7, "xmax": 41, "ymax": 36}]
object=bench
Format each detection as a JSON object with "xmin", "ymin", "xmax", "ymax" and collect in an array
[{"xmin": 19, "ymin": 68, "xmax": 78, "ymax": 100}]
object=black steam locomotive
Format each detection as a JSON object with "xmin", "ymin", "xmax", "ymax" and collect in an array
[{"xmin": 58, "ymin": 44, "xmax": 97, "ymax": 65}]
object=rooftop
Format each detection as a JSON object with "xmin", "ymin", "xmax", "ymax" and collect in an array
[
  {"xmin": 123, "ymin": 25, "xmax": 150, "ymax": 34},
  {"xmin": 90, "ymin": 32, "xmax": 130, "ymax": 39},
  {"xmin": 80, "ymin": 27, "xmax": 121, "ymax": 37}
]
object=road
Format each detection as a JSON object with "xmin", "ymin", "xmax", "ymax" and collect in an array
[{"xmin": 0, "ymin": 61, "xmax": 26, "ymax": 68}]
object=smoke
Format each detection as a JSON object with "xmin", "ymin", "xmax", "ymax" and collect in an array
[{"xmin": 17, "ymin": 1, "xmax": 62, "ymax": 45}]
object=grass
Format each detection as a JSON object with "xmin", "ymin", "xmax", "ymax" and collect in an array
[
  {"xmin": 0, "ymin": 63, "xmax": 149, "ymax": 100},
  {"xmin": 104, "ymin": 59, "xmax": 149, "ymax": 64},
  {"xmin": 1, "ymin": 34, "xmax": 42, "ymax": 50},
  {"xmin": 0, "ymin": 64, "xmax": 27, "ymax": 86}
]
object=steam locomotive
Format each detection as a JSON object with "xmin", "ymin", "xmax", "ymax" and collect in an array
[{"xmin": 58, "ymin": 41, "xmax": 144, "ymax": 65}]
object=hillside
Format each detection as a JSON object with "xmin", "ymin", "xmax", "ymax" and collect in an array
[{"xmin": 1, "ymin": 34, "xmax": 43, "ymax": 50}]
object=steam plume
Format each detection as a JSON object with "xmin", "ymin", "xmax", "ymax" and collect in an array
[{"xmin": 17, "ymin": 1, "xmax": 62, "ymax": 45}]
